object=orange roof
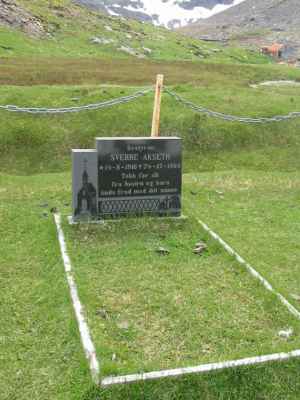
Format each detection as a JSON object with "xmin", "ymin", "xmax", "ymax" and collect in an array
[{"xmin": 262, "ymin": 43, "xmax": 284, "ymax": 51}]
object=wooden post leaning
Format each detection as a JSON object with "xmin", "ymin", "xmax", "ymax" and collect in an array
[{"xmin": 151, "ymin": 74, "xmax": 164, "ymax": 137}]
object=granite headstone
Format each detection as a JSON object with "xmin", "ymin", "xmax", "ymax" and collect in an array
[
  {"xmin": 72, "ymin": 137, "xmax": 182, "ymax": 220},
  {"xmin": 72, "ymin": 150, "xmax": 98, "ymax": 221}
]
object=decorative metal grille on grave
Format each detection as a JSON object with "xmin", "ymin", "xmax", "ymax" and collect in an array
[{"xmin": 99, "ymin": 195, "xmax": 181, "ymax": 217}]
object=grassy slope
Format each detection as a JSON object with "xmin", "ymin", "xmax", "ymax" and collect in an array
[
  {"xmin": 1, "ymin": 63, "xmax": 300, "ymax": 174},
  {"xmin": 0, "ymin": 0, "xmax": 270, "ymax": 63}
]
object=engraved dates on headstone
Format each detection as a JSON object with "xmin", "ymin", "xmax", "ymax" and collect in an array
[
  {"xmin": 97, "ymin": 137, "xmax": 182, "ymax": 218},
  {"xmin": 72, "ymin": 137, "xmax": 182, "ymax": 220}
]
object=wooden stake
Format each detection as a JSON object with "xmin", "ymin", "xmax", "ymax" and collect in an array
[{"xmin": 151, "ymin": 74, "xmax": 164, "ymax": 137}]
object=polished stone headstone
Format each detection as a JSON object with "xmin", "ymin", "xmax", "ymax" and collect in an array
[
  {"xmin": 72, "ymin": 150, "xmax": 98, "ymax": 221},
  {"xmin": 96, "ymin": 137, "xmax": 182, "ymax": 218}
]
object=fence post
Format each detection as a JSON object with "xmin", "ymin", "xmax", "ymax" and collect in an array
[{"xmin": 151, "ymin": 74, "xmax": 164, "ymax": 137}]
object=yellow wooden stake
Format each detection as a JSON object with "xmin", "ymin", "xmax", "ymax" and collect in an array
[{"xmin": 151, "ymin": 74, "xmax": 164, "ymax": 137}]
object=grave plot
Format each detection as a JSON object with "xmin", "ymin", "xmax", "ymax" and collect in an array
[
  {"xmin": 185, "ymin": 170, "xmax": 300, "ymax": 310},
  {"xmin": 62, "ymin": 215, "xmax": 300, "ymax": 378}
]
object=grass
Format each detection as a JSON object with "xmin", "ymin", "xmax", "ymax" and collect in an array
[
  {"xmin": 0, "ymin": 64, "xmax": 300, "ymax": 175},
  {"xmin": 0, "ymin": 173, "xmax": 93, "ymax": 400},
  {"xmin": 1, "ymin": 52, "xmax": 300, "ymax": 398},
  {"xmin": 1, "ymin": 171, "xmax": 300, "ymax": 399},
  {"xmin": 0, "ymin": 57, "xmax": 298, "ymax": 87},
  {"xmin": 185, "ymin": 170, "xmax": 300, "ymax": 309},
  {"xmin": 62, "ymin": 212, "xmax": 300, "ymax": 378}
]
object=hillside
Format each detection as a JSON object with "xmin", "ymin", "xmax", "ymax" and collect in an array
[
  {"xmin": 0, "ymin": 0, "xmax": 268, "ymax": 63},
  {"xmin": 181, "ymin": 0, "xmax": 300, "ymax": 60}
]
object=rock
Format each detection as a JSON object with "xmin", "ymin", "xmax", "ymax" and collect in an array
[
  {"xmin": 90, "ymin": 37, "xmax": 114, "ymax": 45},
  {"xmin": 193, "ymin": 241, "xmax": 207, "ymax": 255},
  {"xmin": 142, "ymin": 47, "xmax": 152, "ymax": 54},
  {"xmin": 117, "ymin": 320, "xmax": 129, "ymax": 330},
  {"xmin": 156, "ymin": 247, "xmax": 170, "ymax": 256},
  {"xmin": 291, "ymin": 294, "xmax": 300, "ymax": 301},
  {"xmin": 50, "ymin": 207, "xmax": 57, "ymax": 214},
  {"xmin": 104, "ymin": 25, "xmax": 113, "ymax": 32},
  {"xmin": 118, "ymin": 45, "xmax": 145, "ymax": 58},
  {"xmin": 118, "ymin": 45, "xmax": 136, "ymax": 56},
  {"xmin": 96, "ymin": 309, "xmax": 109, "ymax": 320},
  {"xmin": 112, "ymin": 353, "xmax": 117, "ymax": 361},
  {"xmin": 0, "ymin": 0, "xmax": 45, "ymax": 37},
  {"xmin": 278, "ymin": 328, "xmax": 293, "ymax": 339}
]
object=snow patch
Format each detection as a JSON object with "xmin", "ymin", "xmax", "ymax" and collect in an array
[{"xmin": 105, "ymin": 0, "xmax": 246, "ymax": 28}]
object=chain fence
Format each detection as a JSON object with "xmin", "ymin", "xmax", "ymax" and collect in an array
[
  {"xmin": 0, "ymin": 88, "xmax": 153, "ymax": 114},
  {"xmin": 1, "ymin": 85, "xmax": 300, "ymax": 123},
  {"xmin": 164, "ymin": 88, "xmax": 300, "ymax": 124}
]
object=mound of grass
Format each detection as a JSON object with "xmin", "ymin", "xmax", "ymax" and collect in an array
[
  {"xmin": 0, "ymin": 61, "xmax": 300, "ymax": 175},
  {"xmin": 63, "ymin": 214, "xmax": 300, "ymax": 378}
]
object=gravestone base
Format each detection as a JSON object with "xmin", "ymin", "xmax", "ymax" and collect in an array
[
  {"xmin": 68, "ymin": 216, "xmax": 105, "ymax": 225},
  {"xmin": 68, "ymin": 214, "xmax": 188, "ymax": 225}
]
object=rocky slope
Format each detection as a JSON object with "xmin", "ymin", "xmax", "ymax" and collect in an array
[
  {"xmin": 74, "ymin": 0, "xmax": 245, "ymax": 28},
  {"xmin": 181, "ymin": 0, "xmax": 300, "ymax": 60},
  {"xmin": 0, "ymin": 0, "xmax": 45, "ymax": 36}
]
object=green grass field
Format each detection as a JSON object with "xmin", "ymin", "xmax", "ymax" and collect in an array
[
  {"xmin": 1, "ymin": 54, "xmax": 300, "ymax": 399},
  {"xmin": 1, "ymin": 171, "xmax": 300, "ymax": 399}
]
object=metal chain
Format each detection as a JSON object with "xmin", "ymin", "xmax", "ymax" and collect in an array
[
  {"xmin": 0, "ymin": 88, "xmax": 153, "ymax": 114},
  {"xmin": 165, "ymin": 88, "xmax": 300, "ymax": 124},
  {"xmin": 1, "ymin": 85, "xmax": 300, "ymax": 123}
]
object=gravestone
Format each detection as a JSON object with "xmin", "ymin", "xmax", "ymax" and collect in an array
[
  {"xmin": 72, "ymin": 137, "xmax": 182, "ymax": 221},
  {"xmin": 72, "ymin": 150, "xmax": 98, "ymax": 221}
]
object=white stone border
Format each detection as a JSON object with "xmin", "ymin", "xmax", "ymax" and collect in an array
[
  {"xmin": 54, "ymin": 213, "xmax": 300, "ymax": 387},
  {"xmin": 197, "ymin": 219, "xmax": 300, "ymax": 321},
  {"xmin": 101, "ymin": 349, "xmax": 300, "ymax": 386},
  {"xmin": 54, "ymin": 213, "xmax": 100, "ymax": 385}
]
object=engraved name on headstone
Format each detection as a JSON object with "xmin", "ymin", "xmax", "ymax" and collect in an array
[{"xmin": 96, "ymin": 137, "xmax": 182, "ymax": 218}]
